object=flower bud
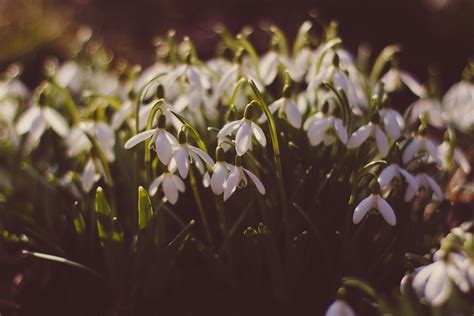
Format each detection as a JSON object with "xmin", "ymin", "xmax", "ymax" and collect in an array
[
  {"xmin": 216, "ymin": 147, "xmax": 224, "ymax": 162},
  {"xmin": 178, "ymin": 130, "xmax": 187, "ymax": 144},
  {"xmin": 244, "ymin": 101, "xmax": 256, "ymax": 120},
  {"xmin": 157, "ymin": 114, "xmax": 167, "ymax": 128}
]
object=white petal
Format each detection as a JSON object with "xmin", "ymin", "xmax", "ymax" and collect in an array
[
  {"xmin": 16, "ymin": 106, "xmax": 41, "ymax": 135},
  {"xmin": 399, "ymin": 168, "xmax": 419, "ymax": 191},
  {"xmin": 425, "ymin": 139, "xmax": 441, "ymax": 165},
  {"xmin": 175, "ymin": 147, "xmax": 190, "ymax": 178},
  {"xmin": 251, "ymin": 122, "xmax": 267, "ymax": 147},
  {"xmin": 155, "ymin": 131, "xmax": 174, "ymax": 165},
  {"xmin": 425, "ymin": 264, "xmax": 451, "ymax": 306},
  {"xmin": 412, "ymin": 264, "xmax": 436, "ymax": 297},
  {"xmin": 210, "ymin": 163, "xmax": 227, "ymax": 195},
  {"xmin": 43, "ymin": 108, "xmax": 69, "ymax": 137},
  {"xmin": 454, "ymin": 149, "xmax": 471, "ymax": 174},
  {"xmin": 353, "ymin": 195, "xmax": 374, "ymax": 224},
  {"xmin": 325, "ymin": 300, "xmax": 355, "ymax": 316},
  {"xmin": 217, "ymin": 120, "xmax": 242, "ymax": 139},
  {"xmin": 378, "ymin": 164, "xmax": 399, "ymax": 188},
  {"xmin": 347, "ymin": 124, "xmax": 373, "ymax": 149},
  {"xmin": 148, "ymin": 175, "xmax": 164, "ymax": 196},
  {"xmin": 81, "ymin": 159, "xmax": 100, "ymax": 192},
  {"xmin": 400, "ymin": 71, "xmax": 426, "ymax": 97},
  {"xmin": 163, "ymin": 175, "xmax": 179, "ymax": 204},
  {"xmin": 376, "ymin": 195, "xmax": 396, "ymax": 226},
  {"xmin": 307, "ymin": 118, "xmax": 330, "ymax": 146},
  {"xmin": 223, "ymin": 169, "xmax": 240, "ymax": 201},
  {"xmin": 426, "ymin": 176, "xmax": 443, "ymax": 201},
  {"xmin": 260, "ymin": 51, "xmax": 279, "ymax": 86},
  {"xmin": 24, "ymin": 113, "xmax": 47, "ymax": 152},
  {"xmin": 188, "ymin": 145, "xmax": 214, "ymax": 168},
  {"xmin": 235, "ymin": 122, "xmax": 252, "ymax": 156},
  {"xmin": 333, "ymin": 118, "xmax": 348, "ymax": 144},
  {"xmin": 374, "ymin": 126, "xmax": 389, "ymax": 157},
  {"xmin": 243, "ymin": 168, "xmax": 265, "ymax": 195},
  {"xmin": 259, "ymin": 98, "xmax": 283, "ymax": 123},
  {"xmin": 404, "ymin": 183, "xmax": 418, "ymax": 202},
  {"xmin": 284, "ymin": 99, "xmax": 302, "ymax": 128},
  {"xmin": 124, "ymin": 129, "xmax": 156, "ymax": 149},
  {"xmin": 172, "ymin": 175, "xmax": 186, "ymax": 192},
  {"xmin": 383, "ymin": 110, "xmax": 403, "ymax": 140},
  {"xmin": 402, "ymin": 138, "xmax": 421, "ymax": 164}
]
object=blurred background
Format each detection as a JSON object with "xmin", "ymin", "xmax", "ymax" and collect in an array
[{"xmin": 0, "ymin": 0, "xmax": 473, "ymax": 90}]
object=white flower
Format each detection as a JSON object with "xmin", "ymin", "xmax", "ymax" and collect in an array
[
  {"xmin": 438, "ymin": 141, "xmax": 471, "ymax": 174},
  {"xmin": 169, "ymin": 131, "xmax": 214, "ymax": 179},
  {"xmin": 259, "ymin": 50, "xmax": 280, "ymax": 86},
  {"xmin": 404, "ymin": 172, "xmax": 443, "ymax": 202},
  {"xmin": 259, "ymin": 94, "xmax": 302, "ymax": 128},
  {"xmin": 307, "ymin": 54, "xmax": 363, "ymax": 115},
  {"xmin": 412, "ymin": 252, "xmax": 469, "ymax": 306},
  {"xmin": 442, "ymin": 80, "xmax": 474, "ymax": 131},
  {"xmin": 217, "ymin": 102, "xmax": 267, "ymax": 156},
  {"xmin": 406, "ymin": 98, "xmax": 445, "ymax": 129},
  {"xmin": 402, "ymin": 134, "xmax": 440, "ymax": 165},
  {"xmin": 148, "ymin": 168, "xmax": 185, "ymax": 205},
  {"xmin": 16, "ymin": 102, "xmax": 69, "ymax": 152},
  {"xmin": 67, "ymin": 121, "xmax": 115, "ymax": 162},
  {"xmin": 81, "ymin": 157, "xmax": 106, "ymax": 192},
  {"xmin": 347, "ymin": 121, "xmax": 389, "ymax": 157},
  {"xmin": 203, "ymin": 148, "xmax": 233, "ymax": 195},
  {"xmin": 353, "ymin": 190, "xmax": 396, "ymax": 226},
  {"xmin": 124, "ymin": 114, "xmax": 178, "ymax": 165},
  {"xmin": 378, "ymin": 164, "xmax": 418, "ymax": 190},
  {"xmin": 381, "ymin": 67, "xmax": 425, "ymax": 97},
  {"xmin": 379, "ymin": 107, "xmax": 405, "ymax": 140},
  {"xmin": 280, "ymin": 47, "xmax": 312, "ymax": 82},
  {"xmin": 223, "ymin": 156, "xmax": 265, "ymax": 201},
  {"xmin": 303, "ymin": 108, "xmax": 347, "ymax": 146},
  {"xmin": 325, "ymin": 299, "xmax": 356, "ymax": 316}
]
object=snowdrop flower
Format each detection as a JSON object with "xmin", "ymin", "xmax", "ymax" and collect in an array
[
  {"xmin": 442, "ymin": 79, "xmax": 474, "ymax": 131},
  {"xmin": 412, "ymin": 251, "xmax": 469, "ymax": 306},
  {"xmin": 67, "ymin": 121, "xmax": 115, "ymax": 162},
  {"xmin": 307, "ymin": 53, "xmax": 365, "ymax": 115},
  {"xmin": 402, "ymin": 129, "xmax": 440, "ymax": 165},
  {"xmin": 347, "ymin": 115, "xmax": 389, "ymax": 157},
  {"xmin": 438, "ymin": 140, "xmax": 471, "ymax": 174},
  {"xmin": 259, "ymin": 86, "xmax": 302, "ymax": 128},
  {"xmin": 223, "ymin": 156, "xmax": 265, "ymax": 201},
  {"xmin": 259, "ymin": 49, "xmax": 280, "ymax": 86},
  {"xmin": 203, "ymin": 147, "xmax": 233, "ymax": 195},
  {"xmin": 124, "ymin": 114, "xmax": 178, "ymax": 165},
  {"xmin": 381, "ymin": 62, "xmax": 425, "ymax": 97},
  {"xmin": 406, "ymin": 98, "xmax": 444, "ymax": 129},
  {"xmin": 162, "ymin": 55, "xmax": 209, "ymax": 110},
  {"xmin": 81, "ymin": 157, "xmax": 106, "ymax": 192},
  {"xmin": 353, "ymin": 183, "xmax": 396, "ymax": 226},
  {"xmin": 148, "ymin": 167, "xmax": 185, "ymax": 205},
  {"xmin": 217, "ymin": 102, "xmax": 267, "ymax": 156},
  {"xmin": 212, "ymin": 50, "xmax": 263, "ymax": 108},
  {"xmin": 16, "ymin": 94, "xmax": 69, "ymax": 152},
  {"xmin": 280, "ymin": 46, "xmax": 312, "ymax": 82},
  {"xmin": 169, "ymin": 130, "xmax": 214, "ymax": 179},
  {"xmin": 404, "ymin": 171, "xmax": 443, "ymax": 202},
  {"xmin": 379, "ymin": 103, "xmax": 405, "ymax": 140},
  {"xmin": 303, "ymin": 103, "xmax": 347, "ymax": 146},
  {"xmin": 378, "ymin": 163, "xmax": 418, "ymax": 190},
  {"xmin": 325, "ymin": 299, "xmax": 356, "ymax": 316}
]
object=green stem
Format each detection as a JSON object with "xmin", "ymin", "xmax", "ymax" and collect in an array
[
  {"xmin": 47, "ymin": 79, "xmax": 80, "ymax": 125},
  {"xmin": 144, "ymin": 99, "xmax": 165, "ymax": 183},
  {"xmin": 248, "ymin": 80, "xmax": 289, "ymax": 233},
  {"xmin": 189, "ymin": 168, "xmax": 214, "ymax": 248}
]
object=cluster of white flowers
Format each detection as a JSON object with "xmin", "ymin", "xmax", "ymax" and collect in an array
[
  {"xmin": 0, "ymin": 22, "xmax": 472, "ymax": 313},
  {"xmin": 401, "ymin": 224, "xmax": 474, "ymax": 307}
]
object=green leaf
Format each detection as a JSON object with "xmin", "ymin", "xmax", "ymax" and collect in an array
[
  {"xmin": 138, "ymin": 186, "xmax": 153, "ymax": 230},
  {"xmin": 22, "ymin": 250, "xmax": 102, "ymax": 279},
  {"xmin": 72, "ymin": 201, "xmax": 86, "ymax": 234},
  {"xmin": 95, "ymin": 186, "xmax": 113, "ymax": 239}
]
